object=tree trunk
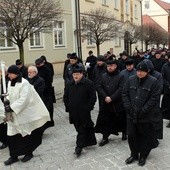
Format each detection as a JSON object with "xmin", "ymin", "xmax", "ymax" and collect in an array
[
  {"xmin": 96, "ymin": 43, "xmax": 100, "ymax": 56},
  {"xmin": 18, "ymin": 42, "xmax": 24, "ymax": 64}
]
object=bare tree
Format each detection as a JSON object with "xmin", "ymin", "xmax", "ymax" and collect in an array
[
  {"xmin": 124, "ymin": 21, "xmax": 141, "ymax": 55},
  {"xmin": 139, "ymin": 23, "xmax": 169, "ymax": 51},
  {"xmin": 81, "ymin": 8, "xmax": 123, "ymax": 56},
  {"xmin": 0, "ymin": 0, "xmax": 62, "ymax": 62}
]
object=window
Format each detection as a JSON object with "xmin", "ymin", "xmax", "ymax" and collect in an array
[
  {"xmin": 114, "ymin": 0, "xmax": 119, "ymax": 9},
  {"xmin": 30, "ymin": 29, "xmax": 43, "ymax": 48},
  {"xmin": 87, "ymin": 31, "xmax": 93, "ymax": 45},
  {"xmin": 144, "ymin": 0, "xmax": 150, "ymax": 10},
  {"xmin": 0, "ymin": 23, "xmax": 15, "ymax": 49},
  {"xmin": 114, "ymin": 36, "xmax": 120, "ymax": 47},
  {"xmin": 53, "ymin": 21, "xmax": 65, "ymax": 47},
  {"xmin": 134, "ymin": 4, "xmax": 137, "ymax": 18},
  {"xmin": 125, "ymin": 0, "xmax": 129, "ymax": 14},
  {"xmin": 102, "ymin": 0, "xmax": 108, "ymax": 5}
]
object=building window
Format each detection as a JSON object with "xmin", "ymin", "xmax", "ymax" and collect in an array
[
  {"xmin": 87, "ymin": 31, "xmax": 93, "ymax": 46},
  {"xmin": 53, "ymin": 21, "xmax": 65, "ymax": 47},
  {"xmin": 134, "ymin": 4, "xmax": 137, "ymax": 18},
  {"xmin": 0, "ymin": 24, "xmax": 14, "ymax": 49},
  {"xmin": 102, "ymin": 0, "xmax": 108, "ymax": 5},
  {"xmin": 144, "ymin": 0, "xmax": 150, "ymax": 10},
  {"xmin": 125, "ymin": 0, "xmax": 129, "ymax": 14},
  {"xmin": 114, "ymin": 36, "xmax": 120, "ymax": 47},
  {"xmin": 30, "ymin": 29, "xmax": 43, "ymax": 48},
  {"xmin": 114, "ymin": 0, "xmax": 119, "ymax": 9}
]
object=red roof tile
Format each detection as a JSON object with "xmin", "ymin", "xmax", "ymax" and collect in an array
[
  {"xmin": 154, "ymin": 0, "xmax": 170, "ymax": 11},
  {"xmin": 142, "ymin": 14, "xmax": 167, "ymax": 32}
]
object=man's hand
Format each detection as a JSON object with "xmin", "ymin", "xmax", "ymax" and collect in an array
[
  {"xmin": 4, "ymin": 113, "xmax": 14, "ymax": 122},
  {"xmin": 5, "ymin": 105, "xmax": 13, "ymax": 113}
]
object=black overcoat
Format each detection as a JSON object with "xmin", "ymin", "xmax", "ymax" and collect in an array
[
  {"xmin": 95, "ymin": 70, "xmax": 126, "ymax": 135},
  {"xmin": 122, "ymin": 75, "xmax": 161, "ymax": 123},
  {"xmin": 63, "ymin": 77, "xmax": 96, "ymax": 124},
  {"xmin": 161, "ymin": 62, "xmax": 170, "ymax": 119}
]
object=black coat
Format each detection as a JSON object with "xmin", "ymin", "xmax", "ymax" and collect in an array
[
  {"xmin": 95, "ymin": 70, "xmax": 126, "ymax": 135},
  {"xmin": 122, "ymin": 75, "xmax": 161, "ymax": 123},
  {"xmin": 63, "ymin": 77, "xmax": 96, "ymax": 124},
  {"xmin": 152, "ymin": 58, "xmax": 166, "ymax": 73},
  {"xmin": 92, "ymin": 63, "xmax": 107, "ymax": 90},
  {"xmin": 37, "ymin": 65, "xmax": 53, "ymax": 97},
  {"xmin": 161, "ymin": 62, "xmax": 170, "ymax": 120},
  {"xmin": 85, "ymin": 55, "xmax": 97, "ymax": 76},
  {"xmin": 161, "ymin": 62, "xmax": 170, "ymax": 94},
  {"xmin": 98, "ymin": 70, "xmax": 125, "ymax": 112},
  {"xmin": 19, "ymin": 65, "xmax": 28, "ymax": 79},
  {"xmin": 27, "ymin": 75, "xmax": 45, "ymax": 100}
]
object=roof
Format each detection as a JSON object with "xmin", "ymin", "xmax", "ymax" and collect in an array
[
  {"xmin": 142, "ymin": 14, "xmax": 167, "ymax": 33},
  {"xmin": 154, "ymin": 0, "xmax": 170, "ymax": 11}
]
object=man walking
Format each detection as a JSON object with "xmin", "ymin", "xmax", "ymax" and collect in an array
[
  {"xmin": 63, "ymin": 65, "xmax": 97, "ymax": 158},
  {"xmin": 95, "ymin": 59, "xmax": 126, "ymax": 146},
  {"xmin": 122, "ymin": 61, "xmax": 160, "ymax": 166}
]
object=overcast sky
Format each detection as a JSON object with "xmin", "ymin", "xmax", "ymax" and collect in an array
[{"xmin": 163, "ymin": 0, "xmax": 170, "ymax": 2}]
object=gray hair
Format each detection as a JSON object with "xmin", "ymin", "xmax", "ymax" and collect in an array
[{"xmin": 28, "ymin": 65, "xmax": 38, "ymax": 74}]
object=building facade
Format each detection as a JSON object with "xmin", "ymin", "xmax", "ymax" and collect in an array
[{"xmin": 0, "ymin": 0, "xmax": 142, "ymax": 74}]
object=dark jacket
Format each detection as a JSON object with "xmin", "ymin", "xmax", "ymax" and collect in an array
[
  {"xmin": 152, "ymin": 58, "xmax": 166, "ymax": 73},
  {"xmin": 85, "ymin": 55, "xmax": 97, "ymax": 75},
  {"xmin": 37, "ymin": 65, "xmax": 53, "ymax": 97},
  {"xmin": 63, "ymin": 77, "xmax": 96, "ymax": 123},
  {"xmin": 161, "ymin": 62, "xmax": 170, "ymax": 94},
  {"xmin": 144, "ymin": 59, "xmax": 163, "ymax": 92},
  {"xmin": 98, "ymin": 69, "xmax": 125, "ymax": 112},
  {"xmin": 92, "ymin": 63, "xmax": 107, "ymax": 90},
  {"xmin": 122, "ymin": 75, "xmax": 161, "ymax": 123},
  {"xmin": 19, "ymin": 65, "xmax": 28, "ymax": 79},
  {"xmin": 27, "ymin": 75, "xmax": 45, "ymax": 99},
  {"xmin": 44, "ymin": 61, "xmax": 54, "ymax": 78},
  {"xmin": 120, "ymin": 68, "xmax": 136, "ymax": 81}
]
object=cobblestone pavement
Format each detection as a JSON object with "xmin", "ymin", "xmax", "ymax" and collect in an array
[{"xmin": 0, "ymin": 75, "xmax": 170, "ymax": 170}]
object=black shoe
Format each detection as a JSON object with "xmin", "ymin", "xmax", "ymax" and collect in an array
[
  {"xmin": 122, "ymin": 133, "xmax": 127, "ymax": 141},
  {"xmin": 138, "ymin": 157, "xmax": 146, "ymax": 166},
  {"xmin": 4, "ymin": 157, "xmax": 19, "ymax": 166},
  {"xmin": 125, "ymin": 156, "xmax": 138, "ymax": 164},
  {"xmin": 99, "ymin": 139, "xmax": 109, "ymax": 146},
  {"xmin": 21, "ymin": 154, "xmax": 33, "ymax": 162},
  {"xmin": 74, "ymin": 147, "xmax": 82, "ymax": 158},
  {"xmin": 0, "ymin": 143, "xmax": 7, "ymax": 149}
]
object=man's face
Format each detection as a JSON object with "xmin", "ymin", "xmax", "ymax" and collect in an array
[
  {"xmin": 97, "ymin": 61, "xmax": 104, "ymax": 66},
  {"xmin": 122, "ymin": 55, "xmax": 127, "ymax": 60},
  {"xmin": 70, "ymin": 59, "xmax": 77, "ymax": 65},
  {"xmin": 36, "ymin": 63, "xmax": 44, "ymax": 68},
  {"xmin": 155, "ymin": 54, "xmax": 161, "ymax": 59},
  {"xmin": 126, "ymin": 64, "xmax": 134, "ymax": 71},
  {"xmin": 72, "ymin": 72, "xmax": 83, "ymax": 82},
  {"xmin": 8, "ymin": 73, "xmax": 18, "ymax": 80},
  {"xmin": 28, "ymin": 68, "xmax": 37, "ymax": 79},
  {"xmin": 107, "ymin": 64, "xmax": 117, "ymax": 72},
  {"xmin": 16, "ymin": 64, "xmax": 22, "ymax": 69},
  {"xmin": 137, "ymin": 70, "xmax": 148, "ymax": 79}
]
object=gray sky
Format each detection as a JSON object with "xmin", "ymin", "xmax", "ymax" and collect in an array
[{"xmin": 163, "ymin": 0, "xmax": 170, "ymax": 2}]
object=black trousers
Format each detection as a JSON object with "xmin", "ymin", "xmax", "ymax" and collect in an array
[
  {"xmin": 73, "ymin": 120, "xmax": 96, "ymax": 148},
  {"xmin": 8, "ymin": 126, "xmax": 44, "ymax": 157},
  {"xmin": 0, "ymin": 122, "xmax": 8, "ymax": 145},
  {"xmin": 127, "ymin": 119, "xmax": 159, "ymax": 159}
]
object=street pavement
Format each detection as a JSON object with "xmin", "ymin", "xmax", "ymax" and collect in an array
[{"xmin": 0, "ymin": 75, "xmax": 170, "ymax": 170}]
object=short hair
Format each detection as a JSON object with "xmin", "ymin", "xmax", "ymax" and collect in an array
[{"xmin": 28, "ymin": 65, "xmax": 38, "ymax": 74}]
